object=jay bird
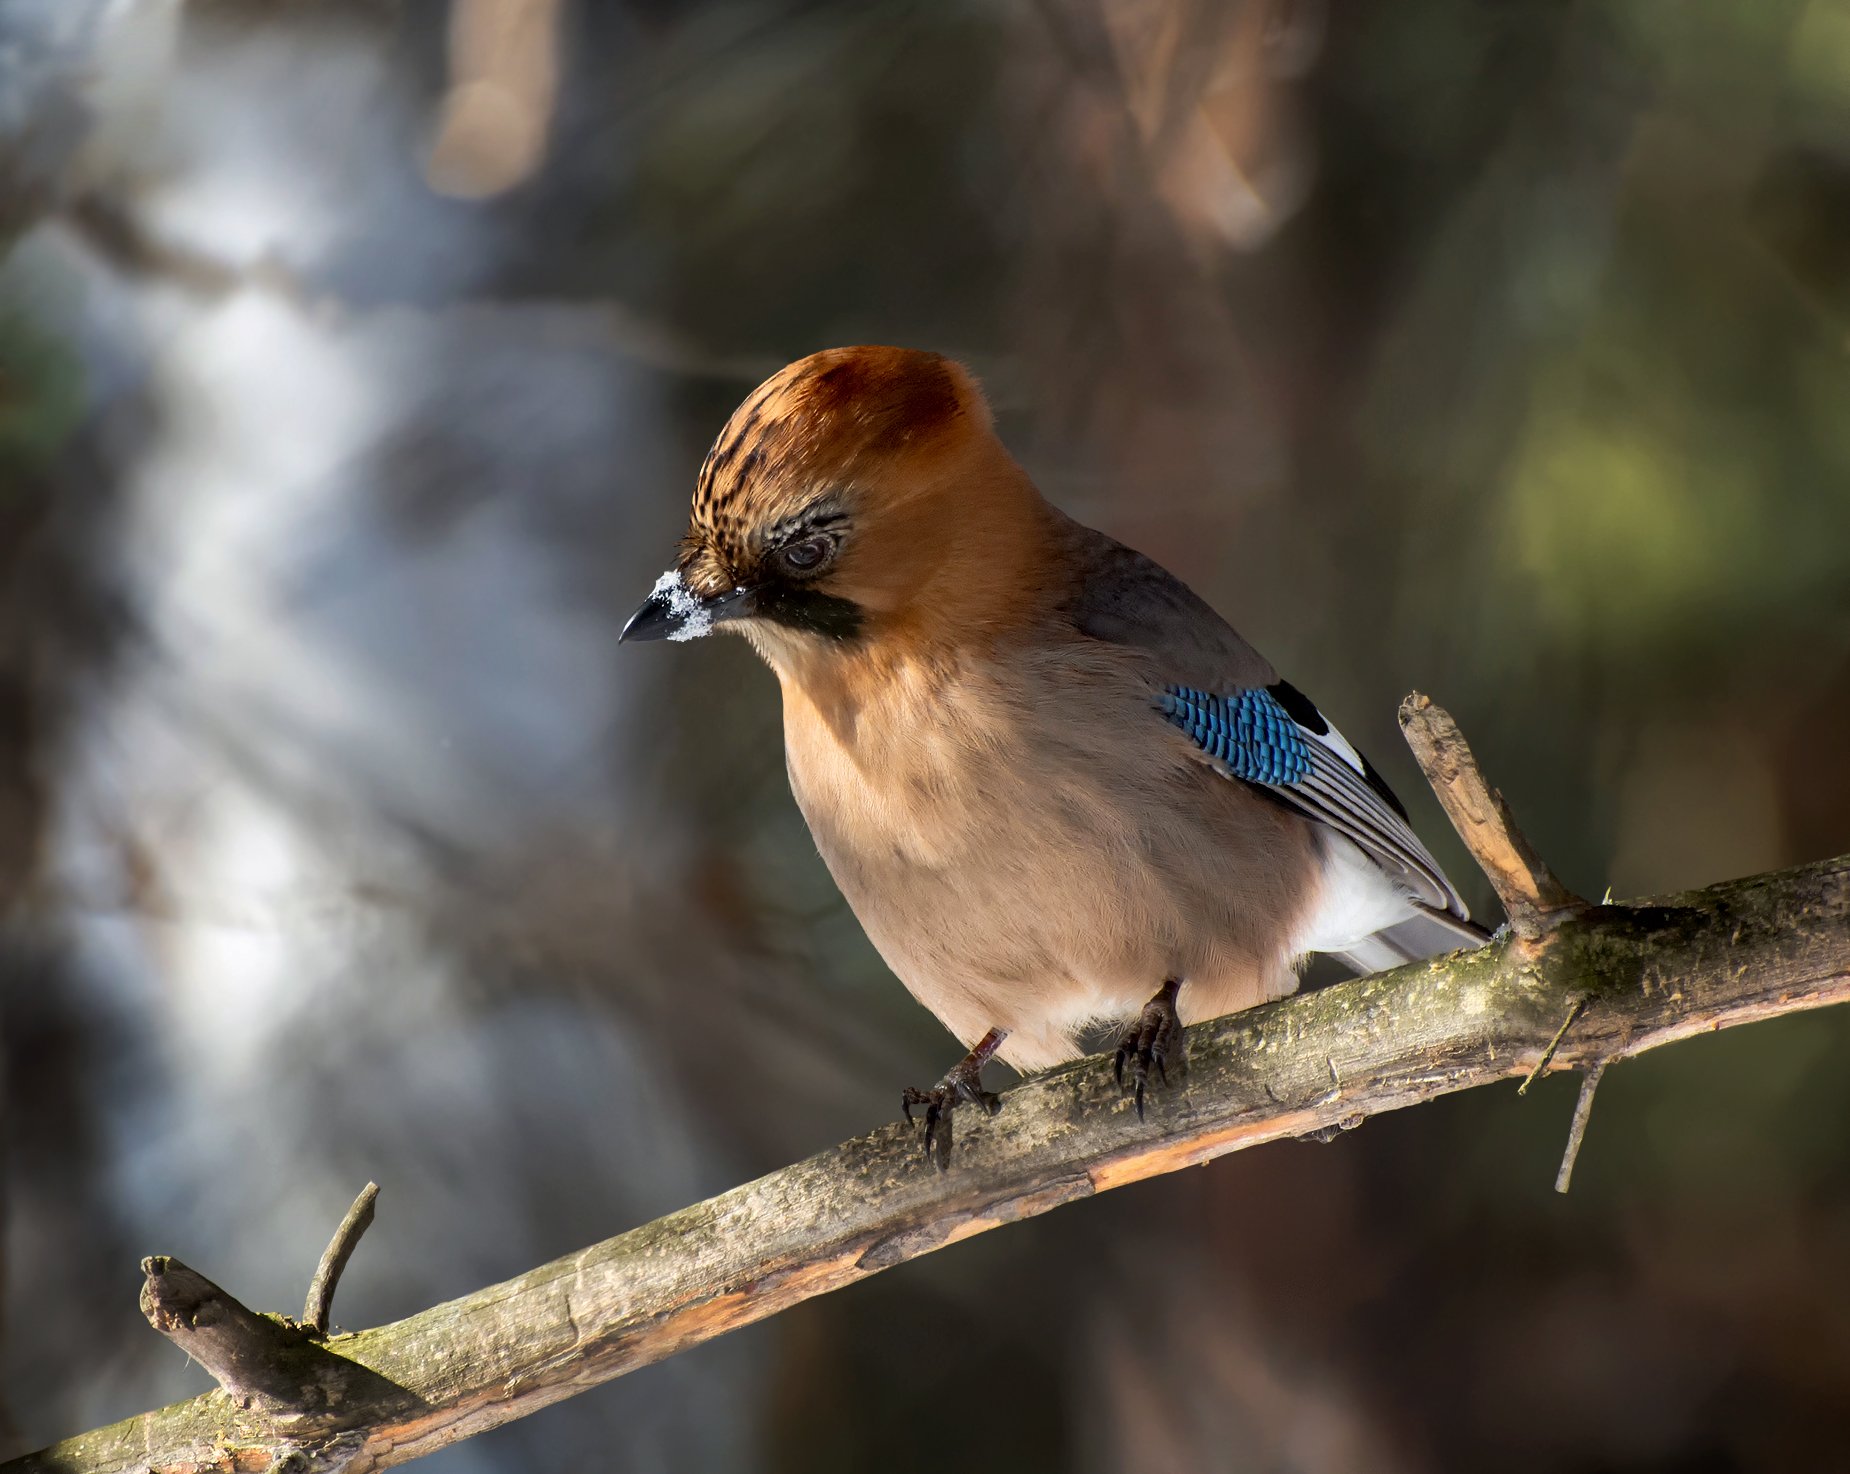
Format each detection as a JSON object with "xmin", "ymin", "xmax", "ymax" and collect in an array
[{"xmin": 623, "ymin": 346, "xmax": 1482, "ymax": 1165}]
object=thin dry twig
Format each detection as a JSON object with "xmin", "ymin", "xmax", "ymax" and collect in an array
[
  {"xmin": 1554, "ymin": 1061, "xmax": 1609, "ymax": 1194},
  {"xmin": 1519, "ymin": 997, "xmax": 1588, "ymax": 1096},
  {"xmin": 305, "ymin": 1183, "xmax": 381, "ymax": 1337}
]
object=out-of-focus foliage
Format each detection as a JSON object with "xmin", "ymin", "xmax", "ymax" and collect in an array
[{"xmin": 1, "ymin": 2, "xmax": 1846, "ymax": 1471}]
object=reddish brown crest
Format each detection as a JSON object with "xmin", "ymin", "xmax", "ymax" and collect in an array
[{"xmin": 686, "ymin": 347, "xmax": 980, "ymax": 572}]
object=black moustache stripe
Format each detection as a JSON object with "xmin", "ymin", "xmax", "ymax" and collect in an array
[{"xmin": 752, "ymin": 583, "xmax": 864, "ymax": 641}]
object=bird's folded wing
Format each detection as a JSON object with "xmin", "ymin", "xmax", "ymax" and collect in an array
[
  {"xmin": 1063, "ymin": 519, "xmax": 1470, "ymax": 922},
  {"xmin": 1156, "ymin": 686, "xmax": 1467, "ymax": 919}
]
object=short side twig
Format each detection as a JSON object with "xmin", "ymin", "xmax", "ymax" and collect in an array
[
  {"xmin": 305, "ymin": 1182, "xmax": 380, "ymax": 1336},
  {"xmin": 139, "ymin": 1254, "xmax": 420, "ymax": 1439},
  {"xmin": 140, "ymin": 1256, "xmax": 314, "ymax": 1408},
  {"xmin": 1554, "ymin": 1061, "xmax": 1608, "ymax": 1193},
  {"xmin": 1399, "ymin": 693, "xmax": 1585, "ymax": 939},
  {"xmin": 1519, "ymin": 998, "xmax": 1587, "ymax": 1096}
]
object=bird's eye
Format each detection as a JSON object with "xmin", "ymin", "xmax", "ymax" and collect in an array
[{"xmin": 779, "ymin": 535, "xmax": 833, "ymax": 574}]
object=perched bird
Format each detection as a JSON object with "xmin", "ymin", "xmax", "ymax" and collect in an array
[{"xmin": 623, "ymin": 346, "xmax": 1481, "ymax": 1165}]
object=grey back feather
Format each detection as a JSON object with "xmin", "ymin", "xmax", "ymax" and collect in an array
[
  {"xmin": 1059, "ymin": 518, "xmax": 1278, "ymax": 692},
  {"xmin": 1059, "ymin": 515, "xmax": 1475, "ymax": 927}
]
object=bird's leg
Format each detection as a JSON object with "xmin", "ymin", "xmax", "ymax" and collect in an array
[
  {"xmin": 902, "ymin": 1027, "xmax": 1007, "ymax": 1171},
  {"xmin": 1114, "ymin": 978, "xmax": 1185, "ymax": 1120}
]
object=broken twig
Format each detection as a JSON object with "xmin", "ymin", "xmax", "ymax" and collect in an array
[{"xmin": 1399, "ymin": 693, "xmax": 1585, "ymax": 938}]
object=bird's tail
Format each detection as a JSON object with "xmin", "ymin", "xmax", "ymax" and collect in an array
[{"xmin": 1327, "ymin": 904, "xmax": 1491, "ymax": 977}]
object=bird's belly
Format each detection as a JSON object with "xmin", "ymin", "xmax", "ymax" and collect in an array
[{"xmin": 790, "ymin": 736, "xmax": 1316, "ymax": 1072}]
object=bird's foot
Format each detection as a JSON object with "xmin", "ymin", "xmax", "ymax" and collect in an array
[
  {"xmin": 1114, "ymin": 979, "xmax": 1185, "ymax": 1121},
  {"xmin": 902, "ymin": 1027, "xmax": 1007, "ymax": 1170}
]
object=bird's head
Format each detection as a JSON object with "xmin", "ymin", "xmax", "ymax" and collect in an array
[{"xmin": 621, "ymin": 346, "xmax": 1049, "ymax": 674}]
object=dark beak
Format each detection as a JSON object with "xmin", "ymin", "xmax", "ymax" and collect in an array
[{"xmin": 619, "ymin": 579, "xmax": 754, "ymax": 643}]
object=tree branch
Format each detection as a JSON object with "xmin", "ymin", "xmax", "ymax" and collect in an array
[{"xmin": 10, "ymin": 702, "xmax": 1849, "ymax": 1474}]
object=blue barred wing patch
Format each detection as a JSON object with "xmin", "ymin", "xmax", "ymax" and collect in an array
[{"xmin": 1158, "ymin": 686, "xmax": 1312, "ymax": 786}]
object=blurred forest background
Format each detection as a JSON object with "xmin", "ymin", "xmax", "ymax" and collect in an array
[{"xmin": 2, "ymin": 1, "xmax": 1849, "ymax": 1470}]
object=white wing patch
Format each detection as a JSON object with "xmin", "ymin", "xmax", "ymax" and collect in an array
[
  {"xmin": 1294, "ymin": 831, "xmax": 1422, "ymax": 956},
  {"xmin": 1305, "ymin": 717, "xmax": 1366, "ymax": 777},
  {"xmin": 1255, "ymin": 704, "xmax": 1469, "ymax": 922}
]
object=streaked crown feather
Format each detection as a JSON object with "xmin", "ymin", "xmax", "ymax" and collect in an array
[{"xmin": 686, "ymin": 346, "xmax": 990, "ymax": 575}]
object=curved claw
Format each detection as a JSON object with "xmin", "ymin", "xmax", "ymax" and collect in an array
[
  {"xmin": 1113, "ymin": 979, "xmax": 1186, "ymax": 1121},
  {"xmin": 925, "ymin": 1102, "xmax": 952, "ymax": 1170},
  {"xmin": 900, "ymin": 1034, "xmax": 1007, "ymax": 1171}
]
